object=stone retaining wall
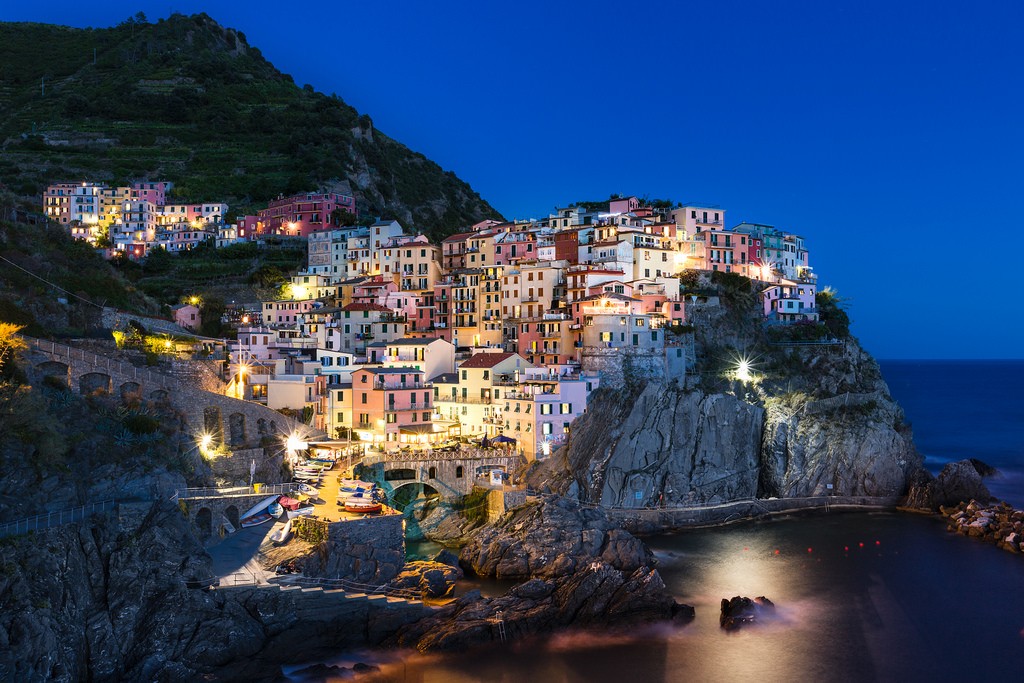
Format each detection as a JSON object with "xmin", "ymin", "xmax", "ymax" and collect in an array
[{"xmin": 303, "ymin": 514, "xmax": 406, "ymax": 584}]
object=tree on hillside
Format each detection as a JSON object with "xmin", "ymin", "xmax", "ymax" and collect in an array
[
  {"xmin": 817, "ymin": 288, "xmax": 851, "ymax": 338},
  {"xmin": 0, "ymin": 323, "xmax": 27, "ymax": 377}
]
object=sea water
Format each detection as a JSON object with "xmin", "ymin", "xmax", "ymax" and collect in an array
[{"xmin": 289, "ymin": 361, "xmax": 1024, "ymax": 682}]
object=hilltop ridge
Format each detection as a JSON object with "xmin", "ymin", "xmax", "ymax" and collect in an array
[{"xmin": 0, "ymin": 13, "xmax": 502, "ymax": 241}]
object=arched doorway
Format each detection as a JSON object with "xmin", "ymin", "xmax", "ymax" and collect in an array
[
  {"xmin": 195, "ymin": 507, "xmax": 213, "ymax": 538},
  {"xmin": 224, "ymin": 505, "xmax": 240, "ymax": 531}
]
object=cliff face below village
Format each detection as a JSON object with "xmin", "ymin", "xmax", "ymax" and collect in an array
[{"xmin": 531, "ymin": 339, "xmax": 922, "ymax": 508}]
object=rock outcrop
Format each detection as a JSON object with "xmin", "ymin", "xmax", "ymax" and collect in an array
[
  {"xmin": 389, "ymin": 560, "xmax": 463, "ymax": 598},
  {"xmin": 389, "ymin": 563, "xmax": 693, "ymax": 652},
  {"xmin": 905, "ymin": 459, "xmax": 996, "ymax": 510},
  {"xmin": 720, "ymin": 595, "xmax": 776, "ymax": 630},
  {"xmin": 531, "ymin": 339, "xmax": 923, "ymax": 508},
  {"xmin": 459, "ymin": 497, "xmax": 653, "ymax": 579}
]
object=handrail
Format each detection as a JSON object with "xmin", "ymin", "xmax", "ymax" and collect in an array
[
  {"xmin": 172, "ymin": 483, "xmax": 298, "ymax": 500},
  {"xmin": 0, "ymin": 499, "xmax": 118, "ymax": 538}
]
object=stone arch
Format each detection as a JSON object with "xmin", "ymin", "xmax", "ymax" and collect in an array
[
  {"xmin": 228, "ymin": 413, "xmax": 246, "ymax": 446},
  {"xmin": 79, "ymin": 372, "xmax": 112, "ymax": 395},
  {"xmin": 119, "ymin": 381, "xmax": 142, "ymax": 402},
  {"xmin": 195, "ymin": 507, "xmax": 213, "ymax": 538},
  {"xmin": 203, "ymin": 406, "xmax": 223, "ymax": 445},
  {"xmin": 385, "ymin": 467, "xmax": 417, "ymax": 481},
  {"xmin": 257, "ymin": 418, "xmax": 268, "ymax": 436},
  {"xmin": 36, "ymin": 361, "xmax": 69, "ymax": 388},
  {"xmin": 389, "ymin": 481, "xmax": 441, "ymax": 513},
  {"xmin": 150, "ymin": 389, "xmax": 169, "ymax": 401},
  {"xmin": 224, "ymin": 505, "xmax": 240, "ymax": 531}
]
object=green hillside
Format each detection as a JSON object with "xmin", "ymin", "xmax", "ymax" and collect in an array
[{"xmin": 0, "ymin": 13, "xmax": 502, "ymax": 241}]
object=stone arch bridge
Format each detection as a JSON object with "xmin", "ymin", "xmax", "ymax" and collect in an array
[
  {"xmin": 364, "ymin": 448, "xmax": 522, "ymax": 501},
  {"xmin": 23, "ymin": 337, "xmax": 323, "ymax": 454}
]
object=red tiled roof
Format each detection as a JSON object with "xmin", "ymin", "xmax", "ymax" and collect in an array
[{"xmin": 458, "ymin": 352, "xmax": 516, "ymax": 369}]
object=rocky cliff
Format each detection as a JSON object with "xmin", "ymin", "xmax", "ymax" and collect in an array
[{"xmin": 531, "ymin": 339, "xmax": 922, "ymax": 507}]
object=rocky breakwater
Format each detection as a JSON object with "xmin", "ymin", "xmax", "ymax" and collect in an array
[
  {"xmin": 939, "ymin": 500, "xmax": 1024, "ymax": 554},
  {"xmin": 389, "ymin": 496, "xmax": 693, "ymax": 651}
]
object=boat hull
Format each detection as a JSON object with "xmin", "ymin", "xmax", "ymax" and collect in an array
[{"xmin": 344, "ymin": 501, "xmax": 382, "ymax": 514}]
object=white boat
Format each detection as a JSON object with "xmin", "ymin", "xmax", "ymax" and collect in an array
[
  {"xmin": 286, "ymin": 505, "xmax": 315, "ymax": 519},
  {"xmin": 269, "ymin": 519, "xmax": 292, "ymax": 545},
  {"xmin": 240, "ymin": 512, "xmax": 273, "ymax": 528},
  {"xmin": 337, "ymin": 486, "xmax": 376, "ymax": 501},
  {"xmin": 240, "ymin": 495, "xmax": 280, "ymax": 521},
  {"xmin": 293, "ymin": 471, "xmax": 322, "ymax": 482},
  {"xmin": 293, "ymin": 482, "xmax": 319, "ymax": 497}
]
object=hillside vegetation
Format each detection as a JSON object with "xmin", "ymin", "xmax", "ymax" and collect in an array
[{"xmin": 0, "ymin": 13, "xmax": 502, "ymax": 240}]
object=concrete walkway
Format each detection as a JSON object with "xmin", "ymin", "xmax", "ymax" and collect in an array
[{"xmin": 207, "ymin": 522, "xmax": 276, "ymax": 585}]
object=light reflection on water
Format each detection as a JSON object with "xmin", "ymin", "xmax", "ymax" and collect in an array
[{"xmin": 290, "ymin": 512, "xmax": 1024, "ymax": 683}]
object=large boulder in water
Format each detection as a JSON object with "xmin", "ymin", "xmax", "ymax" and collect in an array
[
  {"xmin": 905, "ymin": 459, "xmax": 996, "ymax": 510},
  {"xmin": 720, "ymin": 595, "xmax": 776, "ymax": 630}
]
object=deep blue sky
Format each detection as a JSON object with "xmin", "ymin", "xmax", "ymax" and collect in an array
[{"xmin": 6, "ymin": 1, "xmax": 1023, "ymax": 359}]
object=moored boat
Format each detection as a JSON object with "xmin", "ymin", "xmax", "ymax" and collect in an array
[{"xmin": 267, "ymin": 502, "xmax": 283, "ymax": 517}]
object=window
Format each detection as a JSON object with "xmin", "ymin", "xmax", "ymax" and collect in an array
[
  {"xmin": 483, "ymin": 370, "xmax": 489, "ymax": 380},
  {"xmin": 361, "ymin": 392, "xmax": 367, "ymax": 404},
  {"xmin": 541, "ymin": 404, "xmax": 552, "ymax": 415},
  {"xmin": 461, "ymin": 370, "xmax": 467, "ymax": 380},
  {"xmin": 456, "ymin": 466, "xmax": 464, "ymax": 478},
  {"xmin": 428, "ymin": 466, "xmax": 437, "ymax": 479},
  {"xmin": 600, "ymin": 332, "xmax": 612, "ymax": 342},
  {"xmin": 560, "ymin": 403, "xmax": 572, "ymax": 414},
  {"xmin": 423, "ymin": 412, "xmax": 430, "ymax": 421},
  {"xmin": 542, "ymin": 422, "xmax": 552, "ymax": 435}
]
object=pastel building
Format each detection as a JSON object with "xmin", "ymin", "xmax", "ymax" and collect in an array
[
  {"xmin": 348, "ymin": 367, "xmax": 436, "ymax": 450},
  {"xmin": 252, "ymin": 191, "xmax": 356, "ymax": 237}
]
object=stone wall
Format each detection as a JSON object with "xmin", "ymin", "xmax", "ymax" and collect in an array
[
  {"xmin": 303, "ymin": 514, "xmax": 406, "ymax": 584},
  {"xmin": 486, "ymin": 489, "xmax": 528, "ymax": 523},
  {"xmin": 100, "ymin": 307, "xmax": 192, "ymax": 336},
  {"xmin": 581, "ymin": 343, "xmax": 689, "ymax": 388},
  {"xmin": 208, "ymin": 447, "xmax": 284, "ymax": 488}
]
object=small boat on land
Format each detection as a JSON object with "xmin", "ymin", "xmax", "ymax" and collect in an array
[
  {"xmin": 293, "ymin": 471, "xmax": 322, "ymax": 483},
  {"xmin": 270, "ymin": 519, "xmax": 292, "ymax": 545},
  {"xmin": 344, "ymin": 499, "xmax": 382, "ymax": 514},
  {"xmin": 293, "ymin": 482, "xmax": 319, "ymax": 497},
  {"xmin": 287, "ymin": 505, "xmax": 316, "ymax": 519},
  {"xmin": 240, "ymin": 512, "xmax": 273, "ymax": 527},
  {"xmin": 239, "ymin": 494, "xmax": 281, "ymax": 527},
  {"xmin": 267, "ymin": 502, "xmax": 283, "ymax": 517}
]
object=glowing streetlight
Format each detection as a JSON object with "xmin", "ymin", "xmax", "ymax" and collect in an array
[
  {"xmin": 736, "ymin": 359, "xmax": 752, "ymax": 382},
  {"xmin": 541, "ymin": 441, "xmax": 551, "ymax": 458},
  {"xmin": 199, "ymin": 433, "xmax": 213, "ymax": 454},
  {"xmin": 291, "ymin": 284, "xmax": 308, "ymax": 300}
]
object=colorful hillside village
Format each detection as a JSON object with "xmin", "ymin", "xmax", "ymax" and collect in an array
[{"xmin": 46, "ymin": 185, "xmax": 818, "ymax": 460}]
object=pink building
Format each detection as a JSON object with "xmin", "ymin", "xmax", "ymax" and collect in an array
[
  {"xmin": 254, "ymin": 191, "xmax": 356, "ymax": 237},
  {"xmin": 350, "ymin": 367, "xmax": 436, "ymax": 450},
  {"xmin": 172, "ymin": 304, "xmax": 201, "ymax": 331},
  {"xmin": 608, "ymin": 196, "xmax": 641, "ymax": 215}
]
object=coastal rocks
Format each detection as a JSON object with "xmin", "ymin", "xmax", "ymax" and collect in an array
[
  {"xmin": 940, "ymin": 499, "xmax": 1024, "ymax": 554},
  {"xmin": 905, "ymin": 460, "xmax": 996, "ymax": 510},
  {"xmin": 535, "ymin": 383, "xmax": 764, "ymax": 506},
  {"xmin": 458, "ymin": 497, "xmax": 653, "ymax": 579},
  {"xmin": 389, "ymin": 563, "xmax": 692, "ymax": 652},
  {"xmin": 389, "ymin": 561, "xmax": 463, "ymax": 598},
  {"xmin": 759, "ymin": 390, "xmax": 918, "ymax": 498},
  {"xmin": 720, "ymin": 596, "xmax": 776, "ymax": 630}
]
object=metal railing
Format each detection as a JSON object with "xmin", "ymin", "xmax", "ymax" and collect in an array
[
  {"xmin": 172, "ymin": 483, "xmax": 298, "ymax": 500},
  {"xmin": 0, "ymin": 500, "xmax": 117, "ymax": 538}
]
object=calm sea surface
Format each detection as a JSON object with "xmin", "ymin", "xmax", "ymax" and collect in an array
[{"xmin": 287, "ymin": 361, "xmax": 1024, "ymax": 683}]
